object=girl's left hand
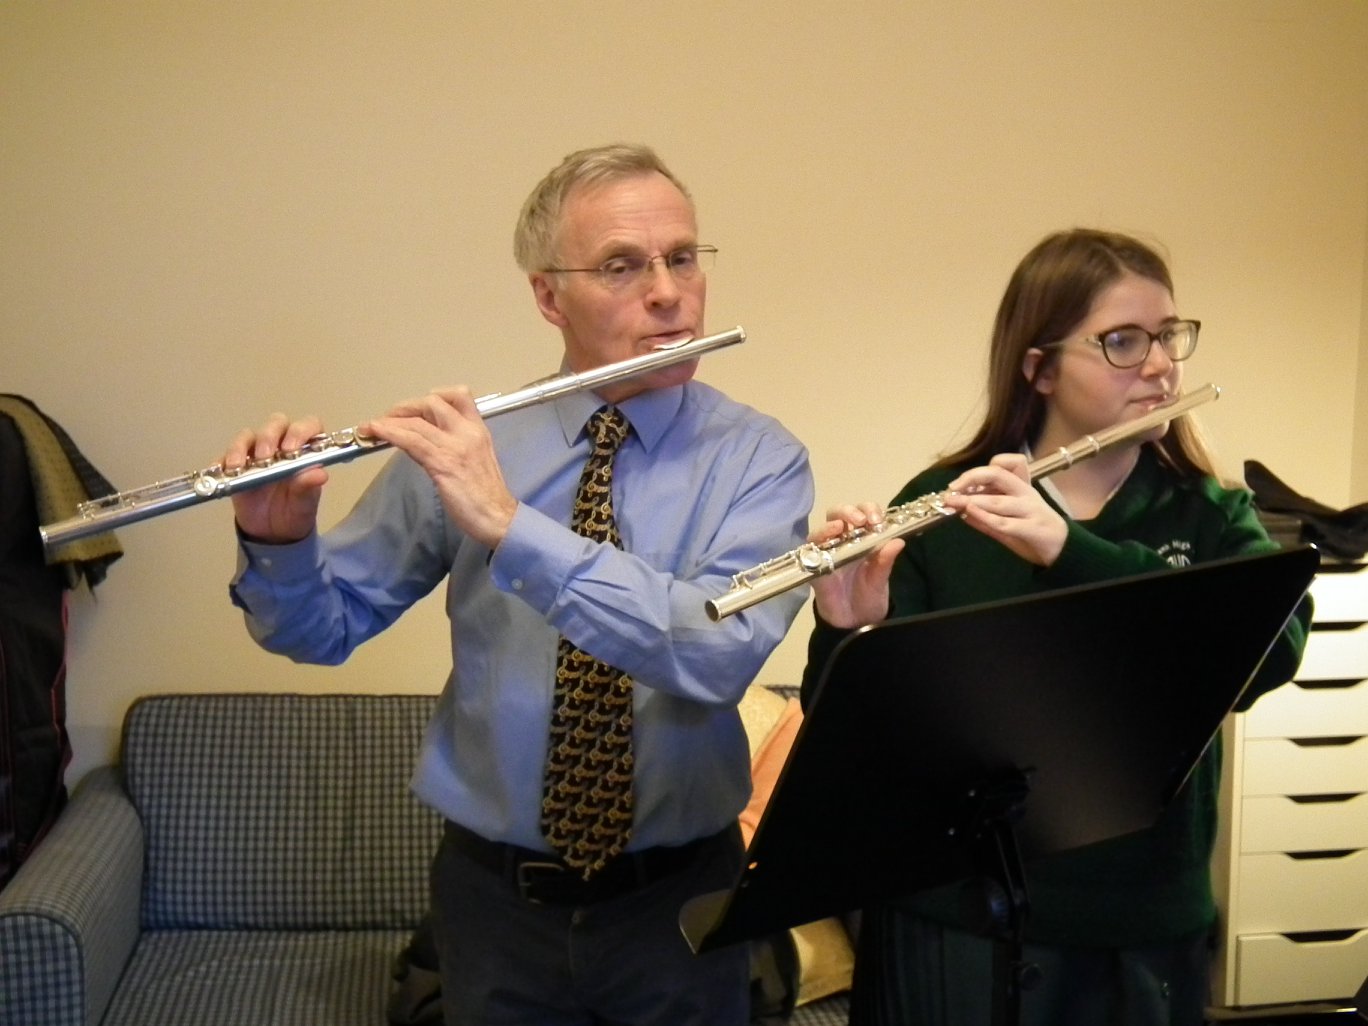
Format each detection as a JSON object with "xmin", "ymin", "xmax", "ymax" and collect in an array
[{"xmin": 944, "ymin": 453, "xmax": 1068, "ymax": 566}]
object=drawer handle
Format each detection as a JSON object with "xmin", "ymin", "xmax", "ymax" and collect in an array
[
  {"xmin": 1293, "ymin": 678, "xmax": 1367, "ymax": 691},
  {"xmin": 1287, "ymin": 849, "xmax": 1359, "ymax": 861},
  {"xmin": 1282, "ymin": 928, "xmax": 1362, "ymax": 943},
  {"xmin": 1290, "ymin": 736, "xmax": 1363, "ymax": 748},
  {"xmin": 1311, "ymin": 621, "xmax": 1368, "ymax": 632},
  {"xmin": 1287, "ymin": 793, "xmax": 1362, "ymax": 804}
]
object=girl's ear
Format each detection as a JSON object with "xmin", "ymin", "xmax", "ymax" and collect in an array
[{"xmin": 1023, "ymin": 347, "xmax": 1057, "ymax": 396}]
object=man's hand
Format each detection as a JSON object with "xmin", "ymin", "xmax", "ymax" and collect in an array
[
  {"xmin": 361, "ymin": 386, "xmax": 518, "ymax": 550},
  {"xmin": 224, "ymin": 413, "xmax": 329, "ymax": 543}
]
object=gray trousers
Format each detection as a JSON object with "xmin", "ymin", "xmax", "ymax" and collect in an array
[{"xmin": 430, "ymin": 825, "xmax": 749, "ymax": 1026}]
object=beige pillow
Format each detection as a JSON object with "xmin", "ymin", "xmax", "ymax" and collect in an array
[{"xmin": 737, "ymin": 685, "xmax": 856, "ymax": 1006}]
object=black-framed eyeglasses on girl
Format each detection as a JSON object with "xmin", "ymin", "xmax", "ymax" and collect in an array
[{"xmin": 1043, "ymin": 319, "xmax": 1201, "ymax": 369}]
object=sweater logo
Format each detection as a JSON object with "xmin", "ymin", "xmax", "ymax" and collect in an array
[{"xmin": 1157, "ymin": 539, "xmax": 1193, "ymax": 567}]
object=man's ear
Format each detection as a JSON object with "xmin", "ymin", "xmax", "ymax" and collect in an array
[
  {"xmin": 530, "ymin": 273, "xmax": 569, "ymax": 329},
  {"xmin": 1022, "ymin": 347, "xmax": 1056, "ymax": 396}
]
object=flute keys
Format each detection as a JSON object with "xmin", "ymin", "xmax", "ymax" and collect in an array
[
  {"xmin": 797, "ymin": 543, "xmax": 837, "ymax": 575},
  {"xmin": 192, "ymin": 472, "xmax": 222, "ymax": 498}
]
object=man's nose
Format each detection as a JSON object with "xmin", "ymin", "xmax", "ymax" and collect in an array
[{"xmin": 643, "ymin": 258, "xmax": 683, "ymax": 303}]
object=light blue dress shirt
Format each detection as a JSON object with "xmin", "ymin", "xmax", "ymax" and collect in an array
[{"xmin": 230, "ymin": 379, "xmax": 813, "ymax": 851}]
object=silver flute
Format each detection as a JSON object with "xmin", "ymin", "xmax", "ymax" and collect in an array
[
  {"xmin": 705, "ymin": 382, "xmax": 1221, "ymax": 621},
  {"xmin": 41, "ymin": 327, "xmax": 746, "ymax": 552}
]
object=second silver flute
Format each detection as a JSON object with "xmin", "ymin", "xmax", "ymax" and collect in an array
[
  {"xmin": 705, "ymin": 383, "xmax": 1221, "ymax": 621},
  {"xmin": 41, "ymin": 327, "xmax": 745, "ymax": 552}
]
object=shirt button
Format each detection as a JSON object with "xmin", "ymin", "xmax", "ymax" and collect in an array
[
  {"xmin": 260, "ymin": 557, "xmax": 273, "ymax": 568},
  {"xmin": 511, "ymin": 578, "xmax": 524, "ymax": 591}
]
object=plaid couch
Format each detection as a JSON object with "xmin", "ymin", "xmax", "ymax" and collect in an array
[
  {"xmin": 0, "ymin": 692, "xmax": 850, "ymax": 1026},
  {"xmin": 0, "ymin": 694, "xmax": 439, "ymax": 1026}
]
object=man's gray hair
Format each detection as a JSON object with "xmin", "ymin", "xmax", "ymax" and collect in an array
[{"xmin": 513, "ymin": 143, "xmax": 692, "ymax": 272}]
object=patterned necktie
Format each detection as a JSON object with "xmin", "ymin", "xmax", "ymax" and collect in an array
[{"xmin": 541, "ymin": 406, "xmax": 635, "ymax": 879}]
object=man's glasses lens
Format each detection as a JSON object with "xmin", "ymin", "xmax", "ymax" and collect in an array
[{"xmin": 596, "ymin": 246, "xmax": 716, "ymax": 290}]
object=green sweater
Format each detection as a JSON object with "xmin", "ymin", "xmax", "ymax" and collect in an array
[{"xmin": 802, "ymin": 446, "xmax": 1311, "ymax": 947}]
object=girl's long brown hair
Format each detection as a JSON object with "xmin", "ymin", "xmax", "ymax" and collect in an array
[{"xmin": 935, "ymin": 228, "xmax": 1216, "ymax": 479}]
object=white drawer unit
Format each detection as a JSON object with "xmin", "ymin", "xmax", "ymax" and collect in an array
[
  {"xmin": 1234, "ymin": 930, "xmax": 1368, "ymax": 1007},
  {"xmin": 1303, "ymin": 563, "xmax": 1368, "ymax": 621},
  {"xmin": 1240, "ymin": 793, "xmax": 1368, "ymax": 853},
  {"xmin": 1243, "ymin": 678, "xmax": 1368, "ymax": 739},
  {"xmin": 1296, "ymin": 626, "xmax": 1368, "ymax": 681},
  {"xmin": 1234, "ymin": 851, "xmax": 1368, "ymax": 935},
  {"xmin": 1212, "ymin": 558, "xmax": 1368, "ymax": 1010},
  {"xmin": 1242, "ymin": 735, "xmax": 1368, "ymax": 794}
]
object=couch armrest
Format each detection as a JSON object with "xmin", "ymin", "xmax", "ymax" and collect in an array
[{"xmin": 0, "ymin": 766, "xmax": 145, "ymax": 1026}]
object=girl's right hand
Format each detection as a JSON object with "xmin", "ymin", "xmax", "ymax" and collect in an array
[{"xmin": 809, "ymin": 502, "xmax": 905, "ymax": 628}]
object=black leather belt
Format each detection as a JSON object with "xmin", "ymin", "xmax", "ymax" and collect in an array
[{"xmin": 444, "ymin": 820, "xmax": 718, "ymax": 905}]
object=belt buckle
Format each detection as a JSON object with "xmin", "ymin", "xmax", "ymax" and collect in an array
[{"xmin": 516, "ymin": 860, "xmax": 568, "ymax": 903}]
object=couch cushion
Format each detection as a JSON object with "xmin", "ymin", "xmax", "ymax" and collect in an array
[
  {"xmin": 737, "ymin": 685, "xmax": 856, "ymax": 1009},
  {"xmin": 737, "ymin": 682, "xmax": 790, "ymax": 759},
  {"xmin": 790, "ymin": 992, "xmax": 852, "ymax": 1025},
  {"xmin": 122, "ymin": 693, "xmax": 441, "ymax": 930},
  {"xmin": 100, "ymin": 928, "xmax": 410, "ymax": 1026}
]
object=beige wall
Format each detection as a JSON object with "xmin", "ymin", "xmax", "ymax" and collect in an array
[
  {"xmin": 1357, "ymin": 176, "xmax": 1368, "ymax": 497},
  {"xmin": 3, "ymin": 1, "xmax": 1367, "ymax": 783}
]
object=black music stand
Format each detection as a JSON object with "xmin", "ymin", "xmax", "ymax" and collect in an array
[{"xmin": 681, "ymin": 546, "xmax": 1319, "ymax": 1023}]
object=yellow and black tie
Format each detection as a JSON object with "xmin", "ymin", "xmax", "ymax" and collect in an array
[{"xmin": 541, "ymin": 406, "xmax": 635, "ymax": 879}]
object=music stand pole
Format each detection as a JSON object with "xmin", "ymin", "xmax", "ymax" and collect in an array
[{"xmin": 958, "ymin": 768, "xmax": 1037, "ymax": 1026}]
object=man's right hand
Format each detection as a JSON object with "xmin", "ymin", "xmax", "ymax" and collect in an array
[{"xmin": 223, "ymin": 412, "xmax": 329, "ymax": 543}]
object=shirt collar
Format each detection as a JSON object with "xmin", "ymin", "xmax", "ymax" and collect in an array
[{"xmin": 553, "ymin": 381, "xmax": 685, "ymax": 454}]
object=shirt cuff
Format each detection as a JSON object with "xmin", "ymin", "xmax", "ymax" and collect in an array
[
  {"xmin": 238, "ymin": 530, "xmax": 323, "ymax": 580},
  {"xmin": 228, "ymin": 530, "xmax": 325, "ymax": 615},
  {"xmin": 487, "ymin": 503, "xmax": 585, "ymax": 614},
  {"xmin": 1039, "ymin": 521, "xmax": 1130, "ymax": 587}
]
